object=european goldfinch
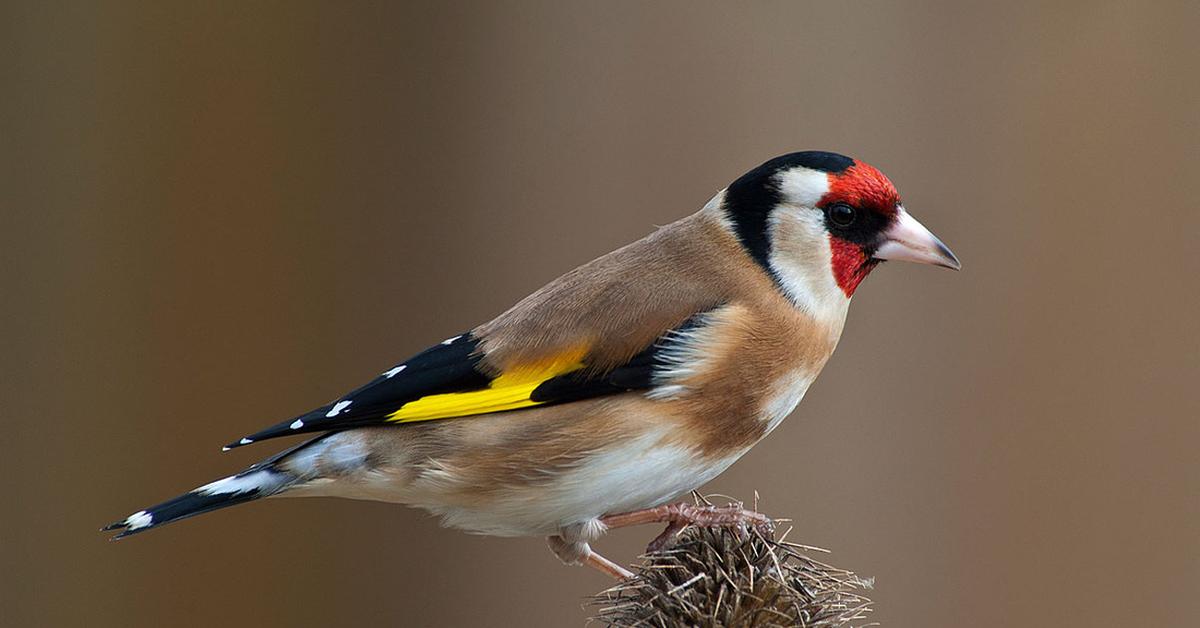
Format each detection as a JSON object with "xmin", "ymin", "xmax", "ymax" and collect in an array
[{"xmin": 105, "ymin": 151, "xmax": 959, "ymax": 579}]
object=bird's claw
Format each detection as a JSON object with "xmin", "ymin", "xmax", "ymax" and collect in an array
[{"xmin": 616, "ymin": 501, "xmax": 774, "ymax": 554}]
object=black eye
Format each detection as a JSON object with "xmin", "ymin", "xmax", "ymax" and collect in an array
[{"xmin": 827, "ymin": 203, "xmax": 857, "ymax": 228}]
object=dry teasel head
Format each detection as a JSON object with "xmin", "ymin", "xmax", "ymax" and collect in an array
[{"xmin": 590, "ymin": 502, "xmax": 874, "ymax": 628}]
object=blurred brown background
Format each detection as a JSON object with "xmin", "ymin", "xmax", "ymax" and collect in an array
[{"xmin": 3, "ymin": 1, "xmax": 1198, "ymax": 626}]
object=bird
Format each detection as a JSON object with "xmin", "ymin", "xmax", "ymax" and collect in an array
[{"xmin": 104, "ymin": 151, "xmax": 959, "ymax": 579}]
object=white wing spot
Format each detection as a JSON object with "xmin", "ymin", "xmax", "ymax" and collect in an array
[
  {"xmin": 441, "ymin": 335, "xmax": 462, "ymax": 345},
  {"xmin": 224, "ymin": 438, "xmax": 253, "ymax": 451},
  {"xmin": 325, "ymin": 400, "xmax": 352, "ymax": 418},
  {"xmin": 198, "ymin": 470, "xmax": 283, "ymax": 496},
  {"xmin": 290, "ymin": 419, "xmax": 305, "ymax": 430},
  {"xmin": 383, "ymin": 365, "xmax": 407, "ymax": 378},
  {"xmin": 126, "ymin": 510, "xmax": 153, "ymax": 530}
]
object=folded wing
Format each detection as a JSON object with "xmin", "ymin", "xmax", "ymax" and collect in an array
[{"xmin": 223, "ymin": 317, "xmax": 704, "ymax": 450}]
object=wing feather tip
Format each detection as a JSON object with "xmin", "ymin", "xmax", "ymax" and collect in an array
[
  {"xmin": 222, "ymin": 436, "xmax": 256, "ymax": 451},
  {"xmin": 109, "ymin": 527, "xmax": 145, "ymax": 541}
]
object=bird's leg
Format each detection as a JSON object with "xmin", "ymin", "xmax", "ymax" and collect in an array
[
  {"xmin": 600, "ymin": 501, "xmax": 774, "ymax": 553},
  {"xmin": 645, "ymin": 519, "xmax": 690, "ymax": 553},
  {"xmin": 547, "ymin": 535, "xmax": 634, "ymax": 580}
]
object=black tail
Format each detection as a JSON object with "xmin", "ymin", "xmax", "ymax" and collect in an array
[{"xmin": 103, "ymin": 437, "xmax": 323, "ymax": 540}]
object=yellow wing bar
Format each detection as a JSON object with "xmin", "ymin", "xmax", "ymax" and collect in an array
[{"xmin": 386, "ymin": 349, "xmax": 587, "ymax": 423}]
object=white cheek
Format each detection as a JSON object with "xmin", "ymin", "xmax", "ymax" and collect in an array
[{"xmin": 766, "ymin": 209, "xmax": 850, "ymax": 323}]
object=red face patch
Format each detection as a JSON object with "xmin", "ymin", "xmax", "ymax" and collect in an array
[
  {"xmin": 820, "ymin": 161, "xmax": 900, "ymax": 297},
  {"xmin": 828, "ymin": 238, "xmax": 879, "ymax": 296},
  {"xmin": 818, "ymin": 161, "xmax": 900, "ymax": 214}
]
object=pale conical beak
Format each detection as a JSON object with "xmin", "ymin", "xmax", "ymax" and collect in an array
[{"xmin": 873, "ymin": 208, "xmax": 961, "ymax": 270}]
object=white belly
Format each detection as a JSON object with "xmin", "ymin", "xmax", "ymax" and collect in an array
[
  {"xmin": 432, "ymin": 428, "xmax": 747, "ymax": 537},
  {"xmin": 297, "ymin": 427, "xmax": 747, "ymax": 538}
]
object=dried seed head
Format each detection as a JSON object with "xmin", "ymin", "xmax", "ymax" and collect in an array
[{"xmin": 590, "ymin": 525, "xmax": 873, "ymax": 627}]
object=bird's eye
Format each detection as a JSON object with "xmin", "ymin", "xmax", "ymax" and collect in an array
[{"xmin": 827, "ymin": 203, "xmax": 857, "ymax": 228}]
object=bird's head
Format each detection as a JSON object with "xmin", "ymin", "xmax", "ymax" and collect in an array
[{"xmin": 719, "ymin": 151, "xmax": 959, "ymax": 315}]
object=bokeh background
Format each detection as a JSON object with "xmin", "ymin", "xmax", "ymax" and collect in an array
[{"xmin": 4, "ymin": 2, "xmax": 1198, "ymax": 626}]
